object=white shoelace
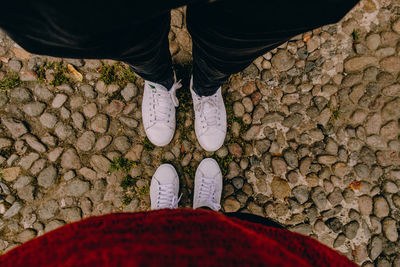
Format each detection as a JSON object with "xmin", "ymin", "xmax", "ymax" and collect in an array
[
  {"xmin": 149, "ymin": 80, "xmax": 182, "ymax": 125},
  {"xmin": 198, "ymin": 177, "xmax": 221, "ymax": 210},
  {"xmin": 194, "ymin": 94, "xmax": 220, "ymax": 132},
  {"xmin": 156, "ymin": 183, "xmax": 181, "ymax": 209}
]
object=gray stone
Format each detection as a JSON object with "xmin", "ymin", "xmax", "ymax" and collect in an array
[
  {"xmin": 40, "ymin": 113, "xmax": 58, "ymax": 129},
  {"xmin": 37, "ymin": 165, "xmax": 57, "ymax": 188},
  {"xmin": 292, "ymin": 185, "xmax": 309, "ymax": 204},
  {"xmin": 8, "ymin": 59, "xmax": 22, "ymax": 72},
  {"xmin": 17, "ymin": 185, "xmax": 35, "ymax": 201},
  {"xmin": 33, "ymin": 85, "xmax": 54, "ymax": 101},
  {"xmin": 366, "ymin": 33, "xmax": 380, "ymax": 50},
  {"xmin": 54, "ymin": 122, "xmax": 74, "ymax": 140},
  {"xmin": 10, "ymin": 87, "xmax": 32, "ymax": 103},
  {"xmin": 343, "ymin": 220, "xmax": 359, "ymax": 239},
  {"xmin": 271, "ymin": 50, "xmax": 295, "ymax": 72},
  {"xmin": 283, "ymin": 148, "xmax": 298, "ymax": 168},
  {"xmin": 71, "ymin": 112, "xmax": 85, "ymax": 130},
  {"xmin": 4, "ymin": 202, "xmax": 22, "ymax": 218},
  {"xmin": 44, "ymin": 220, "xmax": 65, "ymax": 233},
  {"xmin": 80, "ymin": 85, "xmax": 97, "ymax": 99},
  {"xmin": 121, "ymin": 83, "xmax": 138, "ymax": 101},
  {"xmin": 83, "ymin": 103, "xmax": 97, "ymax": 118},
  {"xmin": 61, "ymin": 148, "xmax": 81, "ymax": 170},
  {"xmin": 51, "ymin": 94, "xmax": 68, "ymax": 108},
  {"xmin": 19, "ymin": 153, "xmax": 39, "ymax": 170},
  {"xmin": 60, "ymin": 207, "xmax": 82, "ymax": 222},
  {"xmin": 22, "ymin": 102, "xmax": 46, "ymax": 117},
  {"xmin": 95, "ymin": 136, "xmax": 113, "ymax": 151},
  {"xmin": 354, "ymin": 163, "xmax": 370, "ymax": 179},
  {"xmin": 232, "ymin": 177, "xmax": 244, "ymax": 189},
  {"xmin": 289, "ymin": 224, "xmax": 312, "ymax": 235},
  {"xmin": 282, "ymin": 113, "xmax": 302, "ymax": 128},
  {"xmin": 271, "ymin": 157, "xmax": 287, "ymax": 176},
  {"xmin": 13, "ymin": 175, "xmax": 33, "ymax": 189},
  {"xmin": 373, "ymin": 196, "xmax": 389, "ymax": 218},
  {"xmin": 113, "ymin": 136, "xmax": 131, "ymax": 153},
  {"xmin": 358, "ymin": 195, "xmax": 373, "ymax": 215},
  {"xmin": 369, "ymin": 236, "xmax": 382, "ymax": 260},
  {"xmin": 66, "ymin": 179, "xmax": 90, "ymax": 197},
  {"xmin": 48, "ymin": 147, "xmax": 63, "ymax": 162},
  {"xmin": 333, "ymin": 234, "xmax": 346, "ymax": 248},
  {"xmin": 327, "ymin": 188, "xmax": 343, "ymax": 205},
  {"xmin": 119, "ymin": 116, "xmax": 138, "ymax": 128},
  {"xmin": 91, "ymin": 114, "xmax": 109, "ymax": 133},
  {"xmin": 2, "ymin": 118, "xmax": 28, "ymax": 138},
  {"xmin": 76, "ymin": 131, "xmax": 96, "ymax": 152},
  {"xmin": 382, "ymin": 217, "xmax": 398, "ymax": 242},
  {"xmin": 311, "ymin": 187, "xmax": 328, "ymax": 210},
  {"xmin": 90, "ymin": 155, "xmax": 110, "ymax": 173},
  {"xmin": 23, "ymin": 134, "xmax": 46, "ymax": 153},
  {"xmin": 344, "ymin": 56, "xmax": 377, "ymax": 72}
]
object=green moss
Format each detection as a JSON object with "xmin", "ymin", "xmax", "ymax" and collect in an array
[
  {"xmin": 51, "ymin": 64, "xmax": 70, "ymax": 86},
  {"xmin": 143, "ymin": 137, "xmax": 155, "ymax": 151},
  {"xmin": 211, "ymin": 154, "xmax": 234, "ymax": 176},
  {"xmin": 122, "ymin": 194, "xmax": 134, "ymax": 205},
  {"xmin": 0, "ymin": 76, "xmax": 21, "ymax": 91},
  {"xmin": 137, "ymin": 184, "xmax": 149, "ymax": 200},
  {"xmin": 182, "ymin": 165, "xmax": 195, "ymax": 179},
  {"xmin": 120, "ymin": 175, "xmax": 138, "ymax": 190},
  {"xmin": 331, "ymin": 108, "xmax": 341, "ymax": 120},
  {"xmin": 35, "ymin": 62, "xmax": 70, "ymax": 86},
  {"xmin": 99, "ymin": 63, "xmax": 136, "ymax": 87},
  {"xmin": 352, "ymin": 29, "xmax": 359, "ymax": 42},
  {"xmin": 110, "ymin": 157, "xmax": 134, "ymax": 172}
]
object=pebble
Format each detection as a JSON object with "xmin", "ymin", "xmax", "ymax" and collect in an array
[
  {"xmin": 121, "ymin": 83, "xmax": 138, "ymax": 101},
  {"xmin": 271, "ymin": 157, "xmax": 287, "ymax": 175},
  {"xmin": 3, "ymin": 202, "xmax": 22, "ymax": 218},
  {"xmin": 283, "ymin": 148, "xmax": 298, "ymax": 168},
  {"xmin": 90, "ymin": 155, "xmax": 110, "ymax": 173},
  {"xmin": 23, "ymin": 134, "xmax": 46, "ymax": 153},
  {"xmin": 22, "ymin": 102, "xmax": 46, "ymax": 117},
  {"xmin": 382, "ymin": 217, "xmax": 398, "ymax": 242},
  {"xmin": 76, "ymin": 131, "xmax": 96, "ymax": 152},
  {"xmin": 39, "ymin": 113, "xmax": 58, "ymax": 129},
  {"xmin": 2, "ymin": 118, "xmax": 28, "ymax": 138},
  {"xmin": 10, "ymin": 87, "xmax": 32, "ymax": 103},
  {"xmin": 343, "ymin": 220, "xmax": 359, "ymax": 239},
  {"xmin": 373, "ymin": 196, "xmax": 389, "ymax": 218},
  {"xmin": 91, "ymin": 114, "xmax": 109, "ymax": 133},
  {"xmin": 271, "ymin": 50, "xmax": 295, "ymax": 71},
  {"xmin": 83, "ymin": 103, "xmax": 98, "ymax": 118},
  {"xmin": 358, "ymin": 195, "xmax": 373, "ymax": 215},
  {"xmin": 369, "ymin": 235, "xmax": 382, "ymax": 260},
  {"xmin": 37, "ymin": 165, "xmax": 57, "ymax": 188},
  {"xmin": 66, "ymin": 179, "xmax": 90, "ymax": 197},
  {"xmin": 52, "ymin": 94, "xmax": 68, "ymax": 108},
  {"xmin": 223, "ymin": 197, "xmax": 240, "ymax": 212},
  {"xmin": 311, "ymin": 187, "xmax": 328, "ymax": 210},
  {"xmin": 271, "ymin": 177, "xmax": 290, "ymax": 199},
  {"xmin": 61, "ymin": 148, "xmax": 81, "ymax": 170},
  {"xmin": 292, "ymin": 185, "xmax": 309, "ymax": 204}
]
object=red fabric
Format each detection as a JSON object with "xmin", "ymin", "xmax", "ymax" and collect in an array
[{"xmin": 0, "ymin": 209, "xmax": 356, "ymax": 267}]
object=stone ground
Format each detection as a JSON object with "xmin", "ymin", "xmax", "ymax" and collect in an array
[{"xmin": 0, "ymin": 0, "xmax": 400, "ymax": 265}]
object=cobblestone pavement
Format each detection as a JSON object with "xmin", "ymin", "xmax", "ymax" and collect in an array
[{"xmin": 0, "ymin": 0, "xmax": 400, "ymax": 265}]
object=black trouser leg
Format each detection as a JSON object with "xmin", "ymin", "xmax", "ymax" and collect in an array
[
  {"xmin": 187, "ymin": 0, "xmax": 358, "ymax": 97},
  {"xmin": 118, "ymin": 13, "xmax": 174, "ymax": 88}
]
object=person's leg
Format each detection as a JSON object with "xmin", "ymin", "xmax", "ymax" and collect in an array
[
  {"xmin": 186, "ymin": 0, "xmax": 359, "ymax": 97},
  {"xmin": 118, "ymin": 13, "xmax": 174, "ymax": 89},
  {"xmin": 1, "ymin": 6, "xmax": 174, "ymax": 88}
]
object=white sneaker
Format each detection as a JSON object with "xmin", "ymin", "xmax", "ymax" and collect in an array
[
  {"xmin": 190, "ymin": 78, "xmax": 227, "ymax": 152},
  {"xmin": 142, "ymin": 76, "xmax": 182, "ymax": 146},
  {"xmin": 193, "ymin": 158, "xmax": 222, "ymax": 211},
  {"xmin": 150, "ymin": 164, "xmax": 180, "ymax": 210}
]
